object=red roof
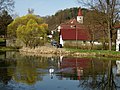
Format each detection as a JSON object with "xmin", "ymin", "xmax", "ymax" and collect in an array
[{"xmin": 60, "ymin": 19, "xmax": 91, "ymax": 41}]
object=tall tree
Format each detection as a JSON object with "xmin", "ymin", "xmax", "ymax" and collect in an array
[
  {"xmin": 16, "ymin": 19, "xmax": 48, "ymax": 48},
  {"xmin": 84, "ymin": 10, "xmax": 108, "ymax": 50},
  {"xmin": 0, "ymin": 10, "xmax": 13, "ymax": 37},
  {"xmin": 7, "ymin": 14, "xmax": 44, "ymax": 38},
  {"xmin": 8, "ymin": 14, "xmax": 48, "ymax": 48},
  {"xmin": 77, "ymin": 0, "xmax": 120, "ymax": 50}
]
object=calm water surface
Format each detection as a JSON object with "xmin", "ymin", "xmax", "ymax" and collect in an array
[{"xmin": 0, "ymin": 51, "xmax": 120, "ymax": 90}]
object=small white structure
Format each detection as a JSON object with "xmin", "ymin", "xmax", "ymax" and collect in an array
[{"xmin": 116, "ymin": 26, "xmax": 120, "ymax": 51}]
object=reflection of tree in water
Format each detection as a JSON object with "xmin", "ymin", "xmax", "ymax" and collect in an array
[
  {"xmin": 0, "ymin": 51, "xmax": 17, "ymax": 85},
  {"xmin": 13, "ymin": 56, "xmax": 49, "ymax": 85},
  {"xmin": 0, "ymin": 60, "xmax": 13, "ymax": 85},
  {"xmin": 78, "ymin": 59, "xmax": 120, "ymax": 90}
]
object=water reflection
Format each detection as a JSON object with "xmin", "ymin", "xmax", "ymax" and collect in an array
[
  {"xmin": 116, "ymin": 61, "xmax": 120, "ymax": 75},
  {"xmin": 0, "ymin": 51, "xmax": 120, "ymax": 90},
  {"xmin": 0, "ymin": 60, "xmax": 12, "ymax": 85}
]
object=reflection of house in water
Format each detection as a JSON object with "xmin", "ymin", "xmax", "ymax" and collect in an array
[
  {"xmin": 116, "ymin": 60, "xmax": 120, "ymax": 75},
  {"xmin": 57, "ymin": 57, "xmax": 111, "ymax": 81},
  {"xmin": 57, "ymin": 57, "xmax": 91, "ymax": 80}
]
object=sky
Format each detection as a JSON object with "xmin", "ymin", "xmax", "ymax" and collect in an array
[{"xmin": 14, "ymin": 0, "xmax": 81, "ymax": 16}]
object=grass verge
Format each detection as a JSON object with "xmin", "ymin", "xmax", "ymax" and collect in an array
[
  {"xmin": 65, "ymin": 48, "xmax": 120, "ymax": 58},
  {"xmin": 0, "ymin": 46, "xmax": 19, "ymax": 51}
]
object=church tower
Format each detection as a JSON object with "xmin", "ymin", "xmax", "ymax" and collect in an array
[{"xmin": 77, "ymin": 8, "xmax": 83, "ymax": 24}]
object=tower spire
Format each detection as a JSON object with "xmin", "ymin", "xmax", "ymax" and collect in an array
[
  {"xmin": 78, "ymin": 7, "xmax": 82, "ymax": 16},
  {"xmin": 77, "ymin": 7, "xmax": 83, "ymax": 24}
]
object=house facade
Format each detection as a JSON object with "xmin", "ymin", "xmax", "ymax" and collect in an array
[
  {"xmin": 58, "ymin": 8, "xmax": 91, "ymax": 47},
  {"xmin": 116, "ymin": 25, "xmax": 120, "ymax": 51}
]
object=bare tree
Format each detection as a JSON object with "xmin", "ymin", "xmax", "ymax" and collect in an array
[
  {"xmin": 28, "ymin": 8, "xmax": 34, "ymax": 14},
  {"xmin": 84, "ymin": 10, "xmax": 108, "ymax": 50},
  {"xmin": 77, "ymin": 0, "xmax": 120, "ymax": 50},
  {"xmin": 0, "ymin": 0, "xmax": 14, "ymax": 13}
]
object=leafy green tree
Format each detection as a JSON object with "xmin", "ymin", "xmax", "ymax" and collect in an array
[
  {"xmin": 7, "ymin": 14, "xmax": 44, "ymax": 38},
  {"xmin": 16, "ymin": 19, "xmax": 48, "ymax": 48}
]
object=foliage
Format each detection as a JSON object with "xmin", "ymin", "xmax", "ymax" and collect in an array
[
  {"xmin": 52, "ymin": 31, "xmax": 59, "ymax": 42},
  {"xmin": 8, "ymin": 14, "xmax": 44, "ymax": 38},
  {"xmin": 16, "ymin": 18, "xmax": 48, "ymax": 48},
  {"xmin": 0, "ymin": 10, "xmax": 13, "ymax": 36}
]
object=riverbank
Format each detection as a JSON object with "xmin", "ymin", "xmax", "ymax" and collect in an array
[
  {"xmin": 19, "ymin": 46, "xmax": 120, "ymax": 58},
  {"xmin": 66, "ymin": 48, "xmax": 120, "ymax": 58},
  {"xmin": 0, "ymin": 46, "xmax": 18, "ymax": 52},
  {"xmin": 19, "ymin": 46, "xmax": 69, "ymax": 57}
]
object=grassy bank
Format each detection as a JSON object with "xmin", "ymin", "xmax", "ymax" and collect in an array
[
  {"xmin": 65, "ymin": 48, "xmax": 120, "ymax": 58},
  {"xmin": 0, "ymin": 47, "xmax": 18, "ymax": 52}
]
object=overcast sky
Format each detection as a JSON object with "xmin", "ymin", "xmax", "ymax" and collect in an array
[{"xmin": 14, "ymin": 0, "xmax": 82, "ymax": 16}]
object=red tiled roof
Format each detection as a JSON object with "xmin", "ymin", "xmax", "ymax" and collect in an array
[
  {"xmin": 60, "ymin": 25, "xmax": 91, "ymax": 41},
  {"xmin": 61, "ymin": 18, "xmax": 78, "ymax": 25},
  {"xmin": 60, "ymin": 18, "xmax": 91, "ymax": 41}
]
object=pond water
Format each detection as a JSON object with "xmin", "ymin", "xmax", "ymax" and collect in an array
[{"xmin": 0, "ymin": 51, "xmax": 120, "ymax": 90}]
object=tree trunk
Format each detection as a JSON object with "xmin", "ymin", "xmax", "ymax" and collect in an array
[
  {"xmin": 107, "ymin": 1, "xmax": 112, "ymax": 51},
  {"xmin": 108, "ymin": 21, "xmax": 112, "ymax": 51}
]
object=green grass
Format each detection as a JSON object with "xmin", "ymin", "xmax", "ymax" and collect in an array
[
  {"xmin": 0, "ymin": 38, "xmax": 5, "ymax": 42},
  {"xmin": 0, "ymin": 46, "xmax": 18, "ymax": 51},
  {"xmin": 65, "ymin": 48, "xmax": 120, "ymax": 58}
]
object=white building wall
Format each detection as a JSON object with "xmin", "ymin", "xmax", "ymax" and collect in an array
[
  {"xmin": 60, "ymin": 35, "xmax": 64, "ymax": 46},
  {"xmin": 77, "ymin": 16, "xmax": 83, "ymax": 24},
  {"xmin": 116, "ymin": 29, "xmax": 120, "ymax": 51}
]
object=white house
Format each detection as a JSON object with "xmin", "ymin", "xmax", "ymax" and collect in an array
[
  {"xmin": 116, "ymin": 25, "xmax": 120, "ymax": 51},
  {"xmin": 58, "ymin": 8, "xmax": 91, "ymax": 47}
]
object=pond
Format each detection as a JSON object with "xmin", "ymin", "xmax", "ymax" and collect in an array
[{"xmin": 0, "ymin": 51, "xmax": 120, "ymax": 90}]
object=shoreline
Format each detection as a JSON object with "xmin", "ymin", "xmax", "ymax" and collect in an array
[{"xmin": 19, "ymin": 46, "xmax": 120, "ymax": 58}]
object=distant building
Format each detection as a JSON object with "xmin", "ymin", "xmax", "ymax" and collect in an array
[
  {"xmin": 58, "ymin": 8, "xmax": 91, "ymax": 47},
  {"xmin": 116, "ymin": 25, "xmax": 120, "ymax": 51}
]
